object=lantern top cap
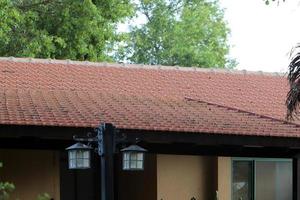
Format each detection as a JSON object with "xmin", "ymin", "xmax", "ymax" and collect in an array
[
  {"xmin": 120, "ymin": 144, "xmax": 147, "ymax": 152},
  {"xmin": 66, "ymin": 142, "xmax": 92, "ymax": 150}
]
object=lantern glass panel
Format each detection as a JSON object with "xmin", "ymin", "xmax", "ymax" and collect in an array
[
  {"xmin": 131, "ymin": 153, "xmax": 137, "ymax": 160},
  {"xmin": 123, "ymin": 160, "xmax": 130, "ymax": 170},
  {"xmin": 122, "ymin": 151, "xmax": 144, "ymax": 170},
  {"xmin": 124, "ymin": 152, "xmax": 129, "ymax": 161},
  {"xmin": 137, "ymin": 153, "xmax": 143, "ymax": 160},
  {"xmin": 68, "ymin": 150, "xmax": 77, "ymax": 169},
  {"xmin": 68, "ymin": 149, "xmax": 91, "ymax": 169},
  {"xmin": 122, "ymin": 152, "xmax": 130, "ymax": 170},
  {"xmin": 130, "ymin": 160, "xmax": 137, "ymax": 168},
  {"xmin": 137, "ymin": 161, "xmax": 143, "ymax": 169}
]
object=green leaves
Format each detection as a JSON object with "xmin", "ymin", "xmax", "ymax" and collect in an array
[
  {"xmin": 0, "ymin": 0, "xmax": 134, "ymax": 61},
  {"xmin": 117, "ymin": 0, "xmax": 236, "ymax": 68},
  {"xmin": 37, "ymin": 193, "xmax": 51, "ymax": 200},
  {"xmin": 0, "ymin": 161, "xmax": 14, "ymax": 200},
  {"xmin": 0, "ymin": 182, "xmax": 15, "ymax": 200},
  {"xmin": 0, "ymin": 0, "xmax": 234, "ymax": 68}
]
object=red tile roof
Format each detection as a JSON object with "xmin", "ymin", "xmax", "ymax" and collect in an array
[{"xmin": 1, "ymin": 57, "xmax": 300, "ymax": 137}]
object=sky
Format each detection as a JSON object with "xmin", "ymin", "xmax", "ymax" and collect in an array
[
  {"xmin": 220, "ymin": 0, "xmax": 300, "ymax": 72},
  {"xmin": 118, "ymin": 0, "xmax": 300, "ymax": 73}
]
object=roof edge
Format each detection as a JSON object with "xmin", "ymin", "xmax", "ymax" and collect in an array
[{"xmin": 0, "ymin": 57, "xmax": 285, "ymax": 77}]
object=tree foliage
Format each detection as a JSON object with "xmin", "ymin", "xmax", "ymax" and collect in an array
[
  {"xmin": 0, "ymin": 182, "xmax": 14, "ymax": 200},
  {"xmin": 117, "ymin": 0, "xmax": 235, "ymax": 68},
  {"xmin": 0, "ymin": 0, "xmax": 234, "ymax": 68},
  {"xmin": 0, "ymin": 162, "xmax": 14, "ymax": 200},
  {"xmin": 0, "ymin": 0, "xmax": 134, "ymax": 61},
  {"xmin": 37, "ymin": 193, "xmax": 51, "ymax": 200},
  {"xmin": 0, "ymin": 162, "xmax": 52, "ymax": 200}
]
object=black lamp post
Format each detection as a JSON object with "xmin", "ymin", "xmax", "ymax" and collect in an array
[{"xmin": 65, "ymin": 123, "xmax": 147, "ymax": 199}]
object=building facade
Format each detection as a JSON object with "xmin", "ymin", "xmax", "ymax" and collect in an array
[{"xmin": 0, "ymin": 57, "xmax": 299, "ymax": 200}]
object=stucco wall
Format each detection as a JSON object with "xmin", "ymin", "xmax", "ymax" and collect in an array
[
  {"xmin": 217, "ymin": 157, "xmax": 231, "ymax": 200},
  {"xmin": 0, "ymin": 149, "xmax": 60, "ymax": 200},
  {"xmin": 157, "ymin": 154, "xmax": 217, "ymax": 200}
]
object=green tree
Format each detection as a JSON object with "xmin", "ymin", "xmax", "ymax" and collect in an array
[
  {"xmin": 0, "ymin": 0, "xmax": 134, "ymax": 61},
  {"xmin": 117, "ymin": 0, "xmax": 235, "ymax": 68}
]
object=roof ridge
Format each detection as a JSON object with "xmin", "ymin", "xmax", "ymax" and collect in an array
[
  {"xmin": 0, "ymin": 57, "xmax": 285, "ymax": 77},
  {"xmin": 184, "ymin": 96, "xmax": 300, "ymax": 127}
]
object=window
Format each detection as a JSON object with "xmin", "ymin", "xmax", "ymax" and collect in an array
[
  {"xmin": 232, "ymin": 160, "xmax": 254, "ymax": 200},
  {"xmin": 232, "ymin": 158, "xmax": 292, "ymax": 200}
]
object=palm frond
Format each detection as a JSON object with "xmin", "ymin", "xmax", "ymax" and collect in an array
[
  {"xmin": 286, "ymin": 81, "xmax": 300, "ymax": 120},
  {"xmin": 288, "ymin": 54, "xmax": 300, "ymax": 84},
  {"xmin": 286, "ymin": 45, "xmax": 300, "ymax": 120}
]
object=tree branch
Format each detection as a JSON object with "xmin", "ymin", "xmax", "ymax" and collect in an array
[{"xmin": 140, "ymin": 2, "xmax": 152, "ymax": 22}]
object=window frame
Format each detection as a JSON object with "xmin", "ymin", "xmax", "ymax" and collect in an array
[{"xmin": 231, "ymin": 157, "xmax": 292, "ymax": 200}]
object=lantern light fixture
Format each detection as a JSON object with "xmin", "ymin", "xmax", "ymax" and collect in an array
[
  {"xmin": 121, "ymin": 144, "xmax": 147, "ymax": 171},
  {"xmin": 66, "ymin": 124, "xmax": 147, "ymax": 171},
  {"xmin": 66, "ymin": 142, "xmax": 92, "ymax": 169},
  {"xmin": 65, "ymin": 123, "xmax": 148, "ymax": 199}
]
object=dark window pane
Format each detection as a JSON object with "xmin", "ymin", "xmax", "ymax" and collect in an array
[{"xmin": 232, "ymin": 161, "xmax": 253, "ymax": 200}]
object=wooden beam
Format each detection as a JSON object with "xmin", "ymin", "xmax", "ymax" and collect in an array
[
  {"xmin": 0, "ymin": 137, "xmax": 71, "ymax": 150},
  {"xmin": 137, "ymin": 142, "xmax": 295, "ymax": 158},
  {"xmin": 0, "ymin": 125, "xmax": 91, "ymax": 140},
  {"xmin": 2, "ymin": 124, "xmax": 300, "ymax": 157},
  {"xmin": 2, "ymin": 124, "xmax": 300, "ymax": 149},
  {"xmin": 121, "ymin": 129, "xmax": 300, "ymax": 149}
]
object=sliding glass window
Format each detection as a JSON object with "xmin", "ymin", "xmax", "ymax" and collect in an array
[
  {"xmin": 232, "ymin": 160, "xmax": 254, "ymax": 200},
  {"xmin": 232, "ymin": 158, "xmax": 292, "ymax": 200}
]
